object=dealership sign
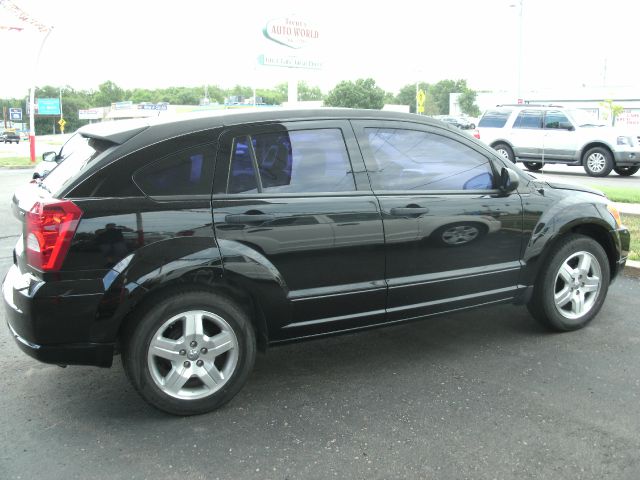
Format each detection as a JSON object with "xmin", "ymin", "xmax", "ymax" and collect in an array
[
  {"xmin": 258, "ymin": 54, "xmax": 322, "ymax": 70},
  {"xmin": 263, "ymin": 16, "xmax": 319, "ymax": 49}
]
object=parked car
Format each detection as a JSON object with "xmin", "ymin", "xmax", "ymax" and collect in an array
[
  {"xmin": 476, "ymin": 104, "xmax": 640, "ymax": 176},
  {"xmin": 4, "ymin": 109, "xmax": 630, "ymax": 415},
  {"xmin": 455, "ymin": 116, "xmax": 476, "ymax": 129},
  {"xmin": 1, "ymin": 130, "xmax": 20, "ymax": 144}
]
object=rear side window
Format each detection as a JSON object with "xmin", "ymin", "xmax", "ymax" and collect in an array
[
  {"xmin": 544, "ymin": 111, "xmax": 571, "ymax": 129},
  {"xmin": 363, "ymin": 128, "xmax": 494, "ymax": 191},
  {"xmin": 478, "ymin": 110, "xmax": 512, "ymax": 128},
  {"xmin": 133, "ymin": 146, "xmax": 213, "ymax": 198},
  {"xmin": 226, "ymin": 129, "xmax": 355, "ymax": 194},
  {"xmin": 513, "ymin": 110, "xmax": 543, "ymax": 129}
]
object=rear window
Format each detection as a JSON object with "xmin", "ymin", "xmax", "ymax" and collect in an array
[
  {"xmin": 42, "ymin": 134, "xmax": 113, "ymax": 194},
  {"xmin": 478, "ymin": 110, "xmax": 512, "ymax": 128}
]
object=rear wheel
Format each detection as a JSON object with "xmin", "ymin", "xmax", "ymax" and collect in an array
[
  {"xmin": 613, "ymin": 166, "xmax": 639, "ymax": 176},
  {"xmin": 523, "ymin": 162, "xmax": 543, "ymax": 171},
  {"xmin": 527, "ymin": 234, "xmax": 610, "ymax": 331},
  {"xmin": 493, "ymin": 143, "xmax": 515, "ymax": 163},
  {"xmin": 583, "ymin": 147, "xmax": 613, "ymax": 177},
  {"xmin": 123, "ymin": 290, "xmax": 256, "ymax": 415}
]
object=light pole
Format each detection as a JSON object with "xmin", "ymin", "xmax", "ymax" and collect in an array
[
  {"xmin": 510, "ymin": 0, "xmax": 524, "ymax": 103},
  {"xmin": 29, "ymin": 28, "xmax": 52, "ymax": 163}
]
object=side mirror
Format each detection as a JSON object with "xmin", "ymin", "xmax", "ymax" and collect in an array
[
  {"xmin": 500, "ymin": 167, "xmax": 520, "ymax": 194},
  {"xmin": 42, "ymin": 151, "xmax": 57, "ymax": 162},
  {"xmin": 32, "ymin": 172, "xmax": 41, "ymax": 180},
  {"xmin": 559, "ymin": 122, "xmax": 575, "ymax": 131}
]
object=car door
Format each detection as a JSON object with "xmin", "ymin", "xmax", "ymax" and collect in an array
[
  {"xmin": 542, "ymin": 110, "xmax": 578, "ymax": 160},
  {"xmin": 509, "ymin": 109, "xmax": 544, "ymax": 159},
  {"xmin": 211, "ymin": 120, "xmax": 386, "ymax": 341},
  {"xmin": 352, "ymin": 120, "xmax": 524, "ymax": 322}
]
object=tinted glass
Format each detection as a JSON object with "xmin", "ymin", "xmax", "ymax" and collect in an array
[
  {"xmin": 545, "ymin": 111, "xmax": 571, "ymax": 129},
  {"xmin": 227, "ymin": 129, "xmax": 355, "ymax": 194},
  {"xmin": 134, "ymin": 146, "xmax": 213, "ymax": 197},
  {"xmin": 364, "ymin": 128, "xmax": 494, "ymax": 191},
  {"xmin": 478, "ymin": 110, "xmax": 512, "ymax": 128},
  {"xmin": 513, "ymin": 110, "xmax": 543, "ymax": 129}
]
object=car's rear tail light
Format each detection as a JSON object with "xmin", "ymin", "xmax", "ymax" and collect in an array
[
  {"xmin": 25, "ymin": 199, "xmax": 82, "ymax": 271},
  {"xmin": 473, "ymin": 129, "xmax": 480, "ymax": 139}
]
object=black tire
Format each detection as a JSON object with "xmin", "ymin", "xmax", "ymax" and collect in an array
[
  {"xmin": 527, "ymin": 234, "xmax": 610, "ymax": 332},
  {"xmin": 493, "ymin": 143, "xmax": 515, "ymax": 163},
  {"xmin": 613, "ymin": 166, "xmax": 639, "ymax": 176},
  {"xmin": 524, "ymin": 162, "xmax": 543, "ymax": 171},
  {"xmin": 431, "ymin": 222, "xmax": 488, "ymax": 247},
  {"xmin": 469, "ymin": 123, "xmax": 476, "ymax": 129},
  {"xmin": 122, "ymin": 289, "xmax": 256, "ymax": 416},
  {"xmin": 582, "ymin": 147, "xmax": 613, "ymax": 177}
]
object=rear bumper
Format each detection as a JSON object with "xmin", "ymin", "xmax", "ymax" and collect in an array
[{"xmin": 3, "ymin": 264, "xmax": 114, "ymax": 367}]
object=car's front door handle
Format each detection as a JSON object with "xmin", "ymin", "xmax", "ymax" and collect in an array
[
  {"xmin": 225, "ymin": 213, "xmax": 275, "ymax": 224},
  {"xmin": 389, "ymin": 206, "xmax": 429, "ymax": 216}
]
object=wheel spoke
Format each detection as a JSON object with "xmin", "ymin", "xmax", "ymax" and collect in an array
[
  {"xmin": 577, "ymin": 254, "xmax": 592, "ymax": 275},
  {"xmin": 149, "ymin": 336, "xmax": 183, "ymax": 362},
  {"xmin": 163, "ymin": 365, "xmax": 191, "ymax": 395},
  {"xmin": 583, "ymin": 276, "xmax": 600, "ymax": 293},
  {"xmin": 199, "ymin": 361, "xmax": 225, "ymax": 389},
  {"xmin": 558, "ymin": 263, "xmax": 574, "ymax": 284},
  {"xmin": 555, "ymin": 287, "xmax": 573, "ymax": 308},
  {"xmin": 571, "ymin": 291, "xmax": 585, "ymax": 315},
  {"xmin": 205, "ymin": 331, "xmax": 235, "ymax": 357},
  {"xmin": 183, "ymin": 312, "xmax": 204, "ymax": 341}
]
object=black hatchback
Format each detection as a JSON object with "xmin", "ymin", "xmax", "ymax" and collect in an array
[{"xmin": 3, "ymin": 109, "xmax": 630, "ymax": 415}]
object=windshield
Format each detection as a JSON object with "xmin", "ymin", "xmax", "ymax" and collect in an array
[
  {"xmin": 566, "ymin": 109, "xmax": 606, "ymax": 127},
  {"xmin": 42, "ymin": 135, "xmax": 112, "ymax": 194}
]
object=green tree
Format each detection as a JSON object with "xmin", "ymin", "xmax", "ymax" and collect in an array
[
  {"xmin": 457, "ymin": 89, "xmax": 481, "ymax": 117},
  {"xmin": 324, "ymin": 78, "xmax": 386, "ymax": 109},
  {"xmin": 93, "ymin": 80, "xmax": 125, "ymax": 107},
  {"xmin": 298, "ymin": 81, "xmax": 323, "ymax": 101},
  {"xmin": 429, "ymin": 79, "xmax": 469, "ymax": 115},
  {"xmin": 395, "ymin": 82, "xmax": 438, "ymax": 114}
]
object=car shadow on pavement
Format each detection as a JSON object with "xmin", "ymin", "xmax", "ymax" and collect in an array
[{"xmin": 16, "ymin": 302, "xmax": 551, "ymax": 423}]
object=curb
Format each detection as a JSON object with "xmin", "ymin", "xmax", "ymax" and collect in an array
[
  {"xmin": 0, "ymin": 166, "xmax": 34, "ymax": 170},
  {"xmin": 624, "ymin": 260, "xmax": 640, "ymax": 278}
]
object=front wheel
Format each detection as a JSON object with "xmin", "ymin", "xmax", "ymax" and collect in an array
[
  {"xmin": 613, "ymin": 166, "xmax": 639, "ymax": 176},
  {"xmin": 583, "ymin": 147, "xmax": 613, "ymax": 177},
  {"xmin": 527, "ymin": 234, "xmax": 610, "ymax": 331},
  {"xmin": 123, "ymin": 290, "xmax": 256, "ymax": 415}
]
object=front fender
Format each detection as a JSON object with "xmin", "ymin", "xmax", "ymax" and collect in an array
[{"xmin": 519, "ymin": 192, "xmax": 616, "ymax": 286}]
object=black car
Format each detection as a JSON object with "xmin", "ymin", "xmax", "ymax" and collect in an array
[
  {"xmin": 2, "ymin": 130, "xmax": 20, "ymax": 143},
  {"xmin": 3, "ymin": 109, "xmax": 630, "ymax": 415}
]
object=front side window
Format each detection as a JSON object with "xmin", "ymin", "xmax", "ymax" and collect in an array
[
  {"xmin": 363, "ymin": 128, "xmax": 494, "ymax": 191},
  {"xmin": 226, "ymin": 128, "xmax": 355, "ymax": 194},
  {"xmin": 513, "ymin": 110, "xmax": 543, "ymax": 129},
  {"xmin": 133, "ymin": 146, "xmax": 213, "ymax": 198},
  {"xmin": 544, "ymin": 111, "xmax": 571, "ymax": 129}
]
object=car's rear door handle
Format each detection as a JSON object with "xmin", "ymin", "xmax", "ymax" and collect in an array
[
  {"xmin": 225, "ymin": 213, "xmax": 275, "ymax": 224},
  {"xmin": 389, "ymin": 206, "xmax": 429, "ymax": 216}
]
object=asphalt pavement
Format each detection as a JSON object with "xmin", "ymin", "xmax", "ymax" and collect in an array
[{"xmin": 1, "ymin": 169, "xmax": 640, "ymax": 480}]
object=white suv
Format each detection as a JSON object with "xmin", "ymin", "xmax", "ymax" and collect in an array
[{"xmin": 477, "ymin": 105, "xmax": 640, "ymax": 177}]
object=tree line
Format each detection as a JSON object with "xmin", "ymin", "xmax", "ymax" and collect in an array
[{"xmin": 1, "ymin": 78, "xmax": 480, "ymax": 134}]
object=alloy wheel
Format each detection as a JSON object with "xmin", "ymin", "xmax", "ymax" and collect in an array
[{"xmin": 553, "ymin": 251, "xmax": 601, "ymax": 320}]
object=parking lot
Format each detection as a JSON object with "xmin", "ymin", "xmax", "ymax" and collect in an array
[{"xmin": 1, "ymin": 168, "xmax": 640, "ymax": 480}]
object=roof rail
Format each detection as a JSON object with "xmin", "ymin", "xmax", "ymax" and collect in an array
[{"xmin": 495, "ymin": 103, "xmax": 564, "ymax": 108}]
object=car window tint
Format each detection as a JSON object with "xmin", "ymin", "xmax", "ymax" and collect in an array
[
  {"xmin": 227, "ymin": 129, "xmax": 355, "ymax": 194},
  {"xmin": 363, "ymin": 128, "xmax": 494, "ymax": 191},
  {"xmin": 513, "ymin": 110, "xmax": 543, "ymax": 129},
  {"xmin": 133, "ymin": 147, "xmax": 212, "ymax": 197},
  {"xmin": 478, "ymin": 110, "xmax": 512, "ymax": 128},
  {"xmin": 545, "ymin": 111, "xmax": 570, "ymax": 129}
]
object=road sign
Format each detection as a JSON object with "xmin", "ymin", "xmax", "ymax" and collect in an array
[
  {"xmin": 9, "ymin": 108, "xmax": 22, "ymax": 121},
  {"xmin": 58, "ymin": 118, "xmax": 66, "ymax": 134},
  {"xmin": 417, "ymin": 89, "xmax": 426, "ymax": 113},
  {"xmin": 37, "ymin": 98, "xmax": 61, "ymax": 115}
]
